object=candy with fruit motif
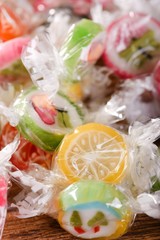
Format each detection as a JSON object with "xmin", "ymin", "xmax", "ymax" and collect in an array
[
  {"xmin": 13, "ymin": 86, "xmax": 84, "ymax": 151},
  {"xmin": 103, "ymin": 13, "xmax": 160, "ymax": 78},
  {"xmin": 57, "ymin": 123, "xmax": 128, "ymax": 183}
]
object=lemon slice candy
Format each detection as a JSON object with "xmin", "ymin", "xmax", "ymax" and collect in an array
[{"xmin": 57, "ymin": 123, "xmax": 128, "ymax": 183}]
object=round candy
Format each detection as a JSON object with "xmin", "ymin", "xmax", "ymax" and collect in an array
[
  {"xmin": 0, "ymin": 123, "xmax": 53, "ymax": 170},
  {"xmin": 57, "ymin": 180, "xmax": 133, "ymax": 239},
  {"xmin": 57, "ymin": 123, "xmax": 128, "ymax": 183},
  {"xmin": 0, "ymin": 37, "xmax": 30, "ymax": 71},
  {"xmin": 60, "ymin": 18, "xmax": 105, "ymax": 79},
  {"xmin": 13, "ymin": 86, "xmax": 84, "ymax": 151},
  {"xmin": 103, "ymin": 13, "xmax": 160, "ymax": 78}
]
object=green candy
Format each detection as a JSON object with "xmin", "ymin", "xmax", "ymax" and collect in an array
[
  {"xmin": 59, "ymin": 180, "xmax": 130, "ymax": 218},
  {"xmin": 58, "ymin": 180, "xmax": 132, "ymax": 239},
  {"xmin": 60, "ymin": 19, "xmax": 104, "ymax": 80},
  {"xmin": 13, "ymin": 86, "xmax": 84, "ymax": 151}
]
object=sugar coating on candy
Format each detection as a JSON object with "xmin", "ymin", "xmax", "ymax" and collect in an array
[{"xmin": 58, "ymin": 180, "xmax": 133, "ymax": 239}]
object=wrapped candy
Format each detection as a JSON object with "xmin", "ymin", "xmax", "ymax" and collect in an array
[
  {"xmin": 4, "ymin": 17, "xmax": 108, "ymax": 153},
  {"xmin": 0, "ymin": 0, "xmax": 48, "ymax": 37},
  {"xmin": 90, "ymin": 75, "xmax": 160, "ymax": 127},
  {"xmin": 0, "ymin": 123, "xmax": 53, "ymax": 170},
  {"xmin": 22, "ymin": 17, "xmax": 105, "ymax": 100},
  {"xmin": 0, "ymin": 136, "xmax": 20, "ymax": 238},
  {"xmin": 0, "ymin": 37, "xmax": 31, "ymax": 84},
  {"xmin": 0, "ymin": 2, "xmax": 159, "ymax": 239},
  {"xmin": 13, "ymin": 86, "xmax": 84, "ymax": 151},
  {"xmin": 103, "ymin": 13, "xmax": 160, "ymax": 78},
  {"xmin": 0, "ymin": 2, "xmax": 29, "ymax": 42},
  {"xmin": 57, "ymin": 180, "xmax": 133, "ymax": 239},
  {"xmin": 9, "ymin": 119, "xmax": 160, "ymax": 239},
  {"xmin": 59, "ymin": 18, "xmax": 105, "ymax": 79}
]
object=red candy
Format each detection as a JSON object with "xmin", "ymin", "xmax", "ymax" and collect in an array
[
  {"xmin": 103, "ymin": 13, "xmax": 160, "ymax": 78},
  {"xmin": 0, "ymin": 123, "xmax": 53, "ymax": 170}
]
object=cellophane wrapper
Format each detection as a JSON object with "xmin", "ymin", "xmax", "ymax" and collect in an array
[{"xmin": 0, "ymin": 136, "xmax": 20, "ymax": 238}]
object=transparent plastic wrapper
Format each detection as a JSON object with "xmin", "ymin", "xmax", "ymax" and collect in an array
[
  {"xmin": 90, "ymin": 75, "xmax": 160, "ymax": 127},
  {"xmin": 81, "ymin": 65, "xmax": 117, "ymax": 111},
  {"xmin": 12, "ymin": 85, "xmax": 84, "ymax": 152},
  {"xmin": 0, "ymin": 136, "xmax": 20, "ymax": 239},
  {"xmin": 46, "ymin": 9, "xmax": 80, "ymax": 50},
  {"xmin": 22, "ymin": 17, "xmax": 106, "ymax": 101},
  {"xmin": 126, "ymin": 119, "xmax": 160, "ymax": 219},
  {"xmin": 0, "ymin": 18, "xmax": 107, "ymax": 163},
  {"xmin": 0, "ymin": 122, "xmax": 53, "ymax": 170},
  {"xmin": 103, "ymin": 13, "xmax": 160, "ymax": 78},
  {"xmin": 0, "ymin": 0, "xmax": 48, "ymax": 39},
  {"xmin": 92, "ymin": 0, "xmax": 160, "ymax": 28},
  {"xmin": 90, "ymin": 1, "xmax": 160, "ymax": 79},
  {"xmin": 8, "ymin": 119, "xmax": 160, "ymax": 239},
  {"xmin": 0, "ymin": 2, "xmax": 29, "ymax": 42}
]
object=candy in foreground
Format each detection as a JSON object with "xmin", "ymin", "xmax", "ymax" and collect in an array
[
  {"xmin": 57, "ymin": 123, "xmax": 128, "ymax": 183},
  {"xmin": 58, "ymin": 180, "xmax": 133, "ymax": 239},
  {"xmin": 13, "ymin": 86, "xmax": 84, "ymax": 151},
  {"xmin": 103, "ymin": 13, "xmax": 160, "ymax": 78},
  {"xmin": 60, "ymin": 18, "xmax": 105, "ymax": 79}
]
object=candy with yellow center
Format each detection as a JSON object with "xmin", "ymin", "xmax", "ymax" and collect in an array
[{"xmin": 57, "ymin": 123, "xmax": 128, "ymax": 183}]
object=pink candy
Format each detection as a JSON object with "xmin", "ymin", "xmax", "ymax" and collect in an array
[
  {"xmin": 0, "ymin": 36, "xmax": 30, "ymax": 70},
  {"xmin": 0, "ymin": 177, "xmax": 7, "ymax": 207}
]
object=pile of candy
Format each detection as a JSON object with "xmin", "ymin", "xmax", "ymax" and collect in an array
[{"xmin": 0, "ymin": 0, "xmax": 160, "ymax": 239}]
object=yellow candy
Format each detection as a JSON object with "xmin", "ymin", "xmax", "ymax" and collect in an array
[{"xmin": 57, "ymin": 123, "xmax": 128, "ymax": 183}]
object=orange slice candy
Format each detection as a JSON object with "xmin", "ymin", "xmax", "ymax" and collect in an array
[{"xmin": 57, "ymin": 123, "xmax": 128, "ymax": 183}]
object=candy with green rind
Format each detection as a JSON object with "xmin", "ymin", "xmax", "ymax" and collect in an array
[
  {"xmin": 60, "ymin": 18, "xmax": 104, "ymax": 80},
  {"xmin": 58, "ymin": 180, "xmax": 133, "ymax": 239},
  {"xmin": 13, "ymin": 86, "xmax": 84, "ymax": 151}
]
